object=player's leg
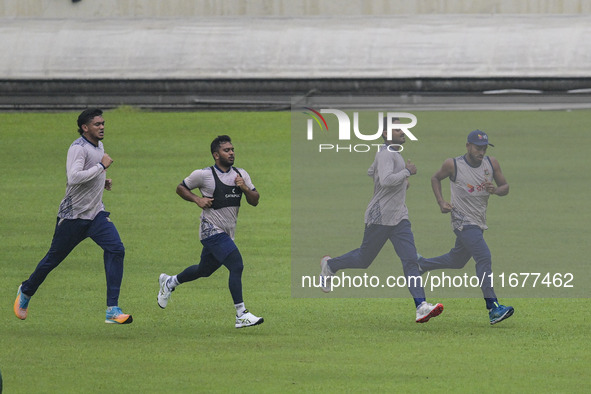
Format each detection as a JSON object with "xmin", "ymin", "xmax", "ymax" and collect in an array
[
  {"xmin": 455, "ymin": 226, "xmax": 514, "ymax": 324},
  {"xmin": 176, "ymin": 248, "xmax": 223, "ymax": 282},
  {"xmin": 390, "ymin": 220, "xmax": 444, "ymax": 323},
  {"xmin": 389, "ymin": 220, "xmax": 425, "ymax": 304},
  {"xmin": 203, "ymin": 234, "xmax": 263, "ymax": 327},
  {"xmin": 20, "ymin": 218, "xmax": 88, "ymax": 297},
  {"xmin": 219, "ymin": 247, "xmax": 263, "ymax": 327},
  {"xmin": 16, "ymin": 218, "xmax": 88, "ymax": 319},
  {"xmin": 178, "ymin": 232, "xmax": 262, "ymax": 327},
  {"xmin": 171, "ymin": 232, "xmax": 238, "ymax": 286},
  {"xmin": 221, "ymin": 249, "xmax": 244, "ymax": 306},
  {"xmin": 326, "ymin": 224, "xmax": 390, "ymax": 272},
  {"xmin": 157, "ymin": 246, "xmax": 222, "ymax": 309},
  {"xmin": 89, "ymin": 212, "xmax": 126, "ymax": 306},
  {"xmin": 160, "ymin": 232, "xmax": 231, "ymax": 304},
  {"xmin": 454, "ymin": 226, "xmax": 497, "ymax": 304},
  {"xmin": 320, "ymin": 224, "xmax": 389, "ymax": 293},
  {"xmin": 88, "ymin": 211, "xmax": 132, "ymax": 324},
  {"xmin": 417, "ymin": 230, "xmax": 472, "ymax": 272},
  {"xmin": 225, "ymin": 251, "xmax": 263, "ymax": 328}
]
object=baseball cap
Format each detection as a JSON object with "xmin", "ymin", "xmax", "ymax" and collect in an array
[{"xmin": 467, "ymin": 130, "xmax": 494, "ymax": 147}]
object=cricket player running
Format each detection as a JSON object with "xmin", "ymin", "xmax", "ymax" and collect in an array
[
  {"xmin": 418, "ymin": 130, "xmax": 514, "ymax": 325},
  {"xmin": 320, "ymin": 118, "xmax": 444, "ymax": 323},
  {"xmin": 157, "ymin": 135, "xmax": 263, "ymax": 328},
  {"xmin": 14, "ymin": 108, "xmax": 132, "ymax": 324}
]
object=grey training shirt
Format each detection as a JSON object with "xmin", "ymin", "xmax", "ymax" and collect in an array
[
  {"xmin": 364, "ymin": 144, "xmax": 411, "ymax": 226},
  {"xmin": 57, "ymin": 136, "xmax": 107, "ymax": 220}
]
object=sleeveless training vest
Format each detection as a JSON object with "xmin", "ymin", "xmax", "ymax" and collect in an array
[
  {"xmin": 210, "ymin": 166, "xmax": 243, "ymax": 210},
  {"xmin": 449, "ymin": 155, "xmax": 493, "ymax": 231}
]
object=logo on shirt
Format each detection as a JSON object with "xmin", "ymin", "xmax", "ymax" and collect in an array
[
  {"xmin": 224, "ymin": 187, "xmax": 241, "ymax": 199},
  {"xmin": 467, "ymin": 181, "xmax": 489, "ymax": 193}
]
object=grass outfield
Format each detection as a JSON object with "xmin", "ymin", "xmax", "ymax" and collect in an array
[{"xmin": 0, "ymin": 109, "xmax": 589, "ymax": 393}]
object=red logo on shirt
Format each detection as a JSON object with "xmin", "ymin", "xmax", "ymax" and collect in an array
[{"xmin": 467, "ymin": 181, "xmax": 488, "ymax": 193}]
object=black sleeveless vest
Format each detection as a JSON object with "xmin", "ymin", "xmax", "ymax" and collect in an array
[{"xmin": 210, "ymin": 166, "xmax": 243, "ymax": 210}]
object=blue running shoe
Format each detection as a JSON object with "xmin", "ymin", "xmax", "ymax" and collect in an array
[
  {"xmin": 489, "ymin": 304, "xmax": 514, "ymax": 325},
  {"xmin": 14, "ymin": 285, "xmax": 30, "ymax": 320},
  {"xmin": 105, "ymin": 306, "xmax": 133, "ymax": 324}
]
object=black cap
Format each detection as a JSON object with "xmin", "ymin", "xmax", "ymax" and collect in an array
[{"xmin": 467, "ymin": 130, "xmax": 494, "ymax": 147}]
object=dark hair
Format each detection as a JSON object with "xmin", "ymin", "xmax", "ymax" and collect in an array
[
  {"xmin": 210, "ymin": 135, "xmax": 232, "ymax": 154},
  {"xmin": 77, "ymin": 108, "xmax": 103, "ymax": 134},
  {"xmin": 382, "ymin": 116, "xmax": 400, "ymax": 132}
]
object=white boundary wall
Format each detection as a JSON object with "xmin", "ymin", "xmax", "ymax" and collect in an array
[
  {"xmin": 2, "ymin": 0, "xmax": 591, "ymax": 17},
  {"xmin": 1, "ymin": 15, "xmax": 590, "ymax": 79}
]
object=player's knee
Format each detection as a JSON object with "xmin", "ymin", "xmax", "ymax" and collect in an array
[
  {"xmin": 357, "ymin": 253, "xmax": 374, "ymax": 269},
  {"xmin": 474, "ymin": 252, "xmax": 492, "ymax": 267},
  {"xmin": 105, "ymin": 242, "xmax": 125, "ymax": 257},
  {"xmin": 195, "ymin": 264, "xmax": 216, "ymax": 278},
  {"xmin": 231, "ymin": 263, "xmax": 244, "ymax": 275},
  {"xmin": 226, "ymin": 257, "xmax": 244, "ymax": 275},
  {"xmin": 455, "ymin": 257, "xmax": 470, "ymax": 268},
  {"xmin": 400, "ymin": 258, "xmax": 418, "ymax": 271},
  {"xmin": 224, "ymin": 250, "xmax": 243, "ymax": 273}
]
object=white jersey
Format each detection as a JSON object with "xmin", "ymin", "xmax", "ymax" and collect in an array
[
  {"xmin": 449, "ymin": 155, "xmax": 494, "ymax": 231},
  {"xmin": 364, "ymin": 144, "xmax": 411, "ymax": 226},
  {"xmin": 57, "ymin": 136, "xmax": 106, "ymax": 220},
  {"xmin": 183, "ymin": 165, "xmax": 255, "ymax": 240}
]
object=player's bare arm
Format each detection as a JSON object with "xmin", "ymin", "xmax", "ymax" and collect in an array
[
  {"xmin": 176, "ymin": 183, "xmax": 213, "ymax": 209},
  {"xmin": 432, "ymin": 158, "xmax": 455, "ymax": 213},
  {"xmin": 235, "ymin": 175, "xmax": 260, "ymax": 207},
  {"xmin": 104, "ymin": 179, "xmax": 112, "ymax": 191},
  {"xmin": 484, "ymin": 156, "xmax": 509, "ymax": 196}
]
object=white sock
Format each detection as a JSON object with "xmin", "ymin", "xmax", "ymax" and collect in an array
[
  {"xmin": 235, "ymin": 302, "xmax": 246, "ymax": 316},
  {"xmin": 168, "ymin": 275, "xmax": 180, "ymax": 290}
]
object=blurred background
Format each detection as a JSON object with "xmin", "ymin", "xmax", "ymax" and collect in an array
[{"xmin": 1, "ymin": 0, "xmax": 590, "ymax": 110}]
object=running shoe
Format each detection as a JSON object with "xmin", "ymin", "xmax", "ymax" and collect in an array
[{"xmin": 416, "ymin": 301, "xmax": 444, "ymax": 323}]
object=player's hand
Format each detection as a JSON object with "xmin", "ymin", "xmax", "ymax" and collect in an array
[
  {"xmin": 101, "ymin": 153, "xmax": 113, "ymax": 169},
  {"xmin": 405, "ymin": 159, "xmax": 417, "ymax": 175},
  {"xmin": 439, "ymin": 201, "xmax": 453, "ymax": 213},
  {"xmin": 235, "ymin": 175, "xmax": 248, "ymax": 191},
  {"xmin": 104, "ymin": 178, "xmax": 112, "ymax": 191},
  {"xmin": 196, "ymin": 197, "xmax": 214, "ymax": 209},
  {"xmin": 483, "ymin": 181, "xmax": 496, "ymax": 195}
]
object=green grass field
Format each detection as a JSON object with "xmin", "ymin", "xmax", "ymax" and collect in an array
[{"xmin": 0, "ymin": 109, "xmax": 589, "ymax": 393}]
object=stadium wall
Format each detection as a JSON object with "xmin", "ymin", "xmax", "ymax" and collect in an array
[
  {"xmin": 2, "ymin": 0, "xmax": 591, "ymax": 17},
  {"xmin": 1, "ymin": 1, "xmax": 590, "ymax": 109}
]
